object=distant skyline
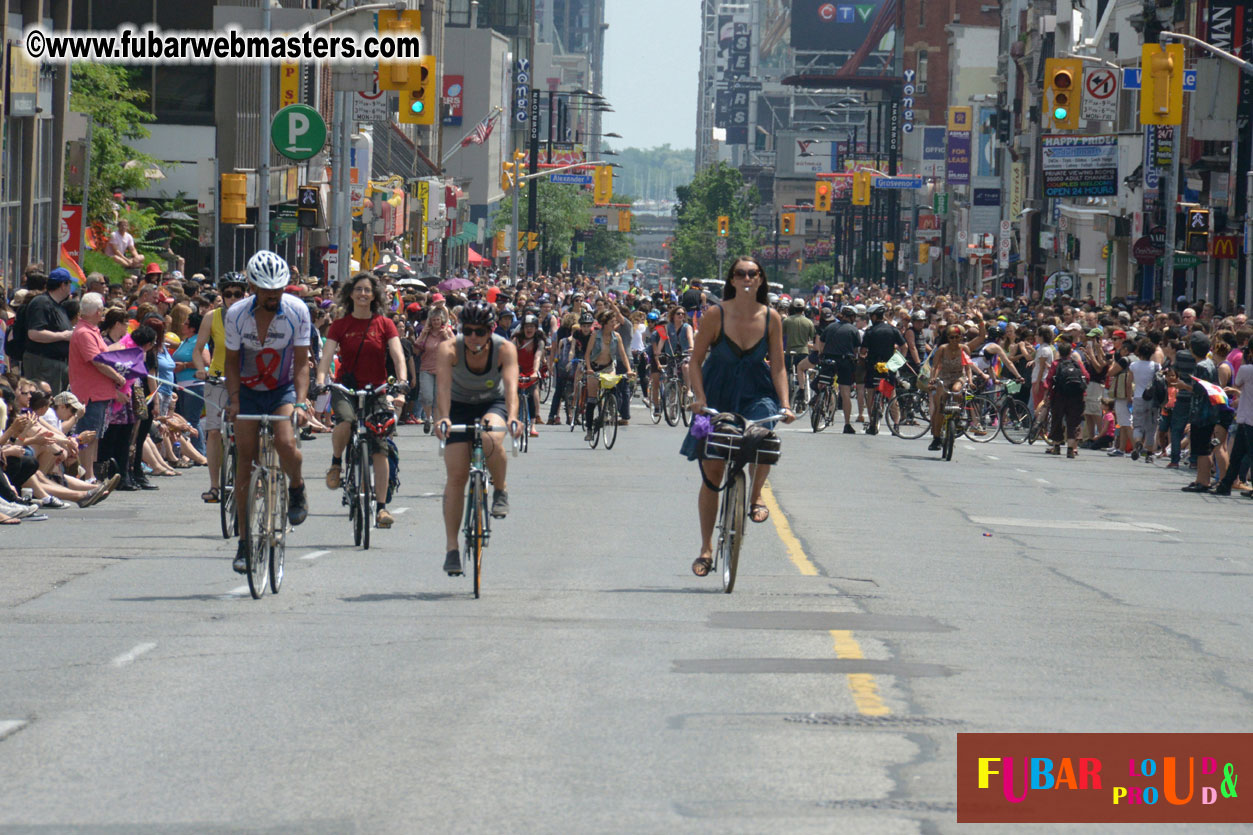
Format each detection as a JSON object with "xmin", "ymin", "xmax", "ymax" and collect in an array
[{"xmin": 601, "ymin": 0, "xmax": 699, "ymax": 151}]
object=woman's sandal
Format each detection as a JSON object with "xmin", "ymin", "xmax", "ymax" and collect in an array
[
  {"xmin": 201, "ymin": 488, "xmax": 220, "ymax": 503},
  {"xmin": 750, "ymin": 503, "xmax": 770, "ymax": 523},
  {"xmin": 0, "ymin": 513, "xmax": 20, "ymax": 525},
  {"xmin": 692, "ymin": 554, "xmax": 713, "ymax": 577}
]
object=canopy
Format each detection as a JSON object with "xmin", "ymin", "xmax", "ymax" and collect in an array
[{"xmin": 467, "ymin": 246, "xmax": 488, "ymax": 266}]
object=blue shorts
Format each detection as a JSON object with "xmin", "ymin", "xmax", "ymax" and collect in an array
[
  {"xmin": 237, "ymin": 384, "xmax": 297, "ymax": 417},
  {"xmin": 78, "ymin": 399, "xmax": 111, "ymax": 435}
]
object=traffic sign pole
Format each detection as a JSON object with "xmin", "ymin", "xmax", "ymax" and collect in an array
[{"xmin": 259, "ymin": 0, "xmax": 271, "ymax": 252}]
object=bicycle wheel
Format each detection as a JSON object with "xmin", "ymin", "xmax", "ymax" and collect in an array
[
  {"xmin": 999, "ymin": 398, "xmax": 1032, "ymax": 444},
  {"xmin": 569, "ymin": 378, "xmax": 583, "ymax": 431},
  {"xmin": 789, "ymin": 380, "xmax": 808, "ymax": 418},
  {"xmin": 662, "ymin": 380, "xmax": 680, "ymax": 426},
  {"xmin": 519, "ymin": 392, "xmax": 530, "ymax": 454},
  {"xmin": 964, "ymin": 395, "xmax": 998, "ymax": 443},
  {"xmin": 719, "ymin": 470, "xmax": 747, "ymax": 594},
  {"xmin": 602, "ymin": 392, "xmax": 619, "ymax": 449},
  {"xmin": 246, "ymin": 469, "xmax": 270, "ymax": 599},
  {"xmin": 811, "ymin": 388, "xmax": 830, "ymax": 433},
  {"xmin": 886, "ymin": 391, "xmax": 930, "ymax": 439},
  {"xmin": 679, "ymin": 385, "xmax": 691, "ymax": 427},
  {"xmin": 649, "ymin": 382, "xmax": 663, "ymax": 424},
  {"xmin": 349, "ymin": 445, "xmax": 363, "ymax": 546},
  {"xmin": 868, "ymin": 393, "xmax": 882, "ymax": 435},
  {"xmin": 539, "ymin": 371, "xmax": 552, "ymax": 404},
  {"xmin": 588, "ymin": 398, "xmax": 602, "ymax": 448},
  {"xmin": 270, "ymin": 476, "xmax": 287, "ymax": 594},
  {"xmin": 470, "ymin": 474, "xmax": 485, "ymax": 599},
  {"xmin": 219, "ymin": 443, "xmax": 236, "ymax": 539},
  {"xmin": 359, "ymin": 446, "xmax": 373, "ymax": 550},
  {"xmin": 942, "ymin": 418, "xmax": 955, "ymax": 461}
]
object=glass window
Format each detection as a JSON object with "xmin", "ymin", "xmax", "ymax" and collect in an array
[
  {"xmin": 91, "ymin": 0, "xmax": 154, "ymax": 30},
  {"xmin": 917, "ymin": 51, "xmax": 929, "ymax": 94},
  {"xmin": 154, "ymin": 66, "xmax": 215, "ymax": 125}
]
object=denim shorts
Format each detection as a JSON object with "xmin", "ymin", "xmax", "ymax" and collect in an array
[
  {"xmin": 237, "ymin": 384, "xmax": 297, "ymax": 417},
  {"xmin": 78, "ymin": 399, "xmax": 111, "ymax": 435}
]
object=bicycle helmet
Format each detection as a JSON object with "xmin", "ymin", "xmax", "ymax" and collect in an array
[
  {"xmin": 460, "ymin": 299, "xmax": 497, "ymax": 327},
  {"xmin": 867, "ymin": 303, "xmax": 886, "ymax": 317},
  {"xmin": 911, "ymin": 309, "xmax": 927, "ymax": 321},
  {"xmin": 245, "ymin": 250, "xmax": 290, "ymax": 290},
  {"xmin": 646, "ymin": 310, "xmax": 660, "ymax": 322},
  {"xmin": 841, "ymin": 304, "xmax": 857, "ymax": 317},
  {"xmin": 522, "ymin": 313, "xmax": 539, "ymax": 326}
]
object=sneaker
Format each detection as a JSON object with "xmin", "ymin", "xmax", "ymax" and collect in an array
[
  {"xmin": 491, "ymin": 489, "xmax": 510, "ymax": 519},
  {"xmin": 444, "ymin": 548, "xmax": 463, "ymax": 576},
  {"xmin": 41, "ymin": 495, "xmax": 69, "ymax": 509},
  {"xmin": 547, "ymin": 417, "xmax": 560, "ymax": 425},
  {"xmin": 584, "ymin": 430, "xmax": 594, "ymax": 442},
  {"xmin": 75, "ymin": 486, "xmax": 105, "ymax": 509},
  {"xmin": 1241, "ymin": 489, "xmax": 1253, "ymax": 499},
  {"xmin": 927, "ymin": 437, "xmax": 942, "ymax": 451},
  {"xmin": 288, "ymin": 483, "xmax": 309, "ymax": 526},
  {"xmin": 376, "ymin": 508, "xmax": 394, "ymax": 528},
  {"xmin": 1165, "ymin": 462, "xmax": 1180, "ymax": 469},
  {"xmin": 1180, "ymin": 483, "xmax": 1211, "ymax": 493},
  {"xmin": 233, "ymin": 540, "xmax": 249, "ymax": 574},
  {"xmin": 423, "ymin": 419, "xmax": 432, "ymax": 435},
  {"xmin": 1213, "ymin": 484, "xmax": 1232, "ymax": 496},
  {"xmin": 325, "ymin": 465, "xmax": 342, "ymax": 490},
  {"xmin": 1067, "ymin": 448, "xmax": 1077, "ymax": 459},
  {"xmin": 1131, "ymin": 444, "xmax": 1141, "ymax": 461},
  {"xmin": 1045, "ymin": 446, "xmax": 1061, "ymax": 455},
  {"xmin": 1107, "ymin": 449, "xmax": 1124, "ymax": 457},
  {"xmin": 843, "ymin": 424, "xmax": 856, "ymax": 435}
]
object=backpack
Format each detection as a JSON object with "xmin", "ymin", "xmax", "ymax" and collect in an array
[
  {"xmin": 1143, "ymin": 369, "xmax": 1167, "ymax": 406},
  {"xmin": 5, "ymin": 303, "xmax": 28, "ymax": 363},
  {"xmin": 1055, "ymin": 356, "xmax": 1086, "ymax": 396}
]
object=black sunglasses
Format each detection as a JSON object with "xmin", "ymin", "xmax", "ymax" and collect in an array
[
  {"xmin": 733, "ymin": 268, "xmax": 759, "ymax": 278},
  {"xmin": 463, "ymin": 326, "xmax": 490, "ymax": 337},
  {"xmin": 222, "ymin": 290, "xmax": 243, "ymax": 299}
]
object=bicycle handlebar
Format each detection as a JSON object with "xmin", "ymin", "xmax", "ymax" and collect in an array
[
  {"xmin": 322, "ymin": 381, "xmax": 395, "ymax": 398},
  {"xmin": 234, "ymin": 413, "xmax": 298, "ymax": 424},
  {"xmin": 698, "ymin": 407, "xmax": 786, "ymax": 426},
  {"xmin": 437, "ymin": 421, "xmax": 520, "ymax": 459}
]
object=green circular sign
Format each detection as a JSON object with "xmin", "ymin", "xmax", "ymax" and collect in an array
[{"xmin": 271, "ymin": 104, "xmax": 326, "ymax": 161}]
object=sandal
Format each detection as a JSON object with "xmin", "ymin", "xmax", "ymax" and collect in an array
[
  {"xmin": 202, "ymin": 487, "xmax": 220, "ymax": 503},
  {"xmin": 750, "ymin": 503, "xmax": 770, "ymax": 524},
  {"xmin": 691, "ymin": 554, "xmax": 713, "ymax": 577},
  {"xmin": 0, "ymin": 513, "xmax": 19, "ymax": 525}
]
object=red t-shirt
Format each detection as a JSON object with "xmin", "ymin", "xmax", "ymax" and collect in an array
[{"xmin": 327, "ymin": 314, "xmax": 398, "ymax": 386}]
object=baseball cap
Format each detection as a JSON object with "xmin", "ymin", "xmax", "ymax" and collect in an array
[
  {"xmin": 431, "ymin": 292, "xmax": 445, "ymax": 303},
  {"xmin": 46, "ymin": 268, "xmax": 73, "ymax": 286},
  {"xmin": 1063, "ymin": 322, "xmax": 1084, "ymax": 332},
  {"xmin": 1086, "ymin": 327, "xmax": 1103, "ymax": 337},
  {"xmin": 405, "ymin": 302, "xmax": 421, "ymax": 314},
  {"xmin": 52, "ymin": 391, "xmax": 84, "ymax": 411},
  {"xmin": 1112, "ymin": 329, "xmax": 1127, "ymax": 339},
  {"xmin": 157, "ymin": 293, "xmax": 175, "ymax": 304}
]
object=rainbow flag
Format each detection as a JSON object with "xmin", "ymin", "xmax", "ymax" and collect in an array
[
  {"xmin": 1195, "ymin": 378, "xmax": 1231, "ymax": 408},
  {"xmin": 59, "ymin": 244, "xmax": 87, "ymax": 292}
]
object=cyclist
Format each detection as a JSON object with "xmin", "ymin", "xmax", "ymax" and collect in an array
[
  {"xmin": 316, "ymin": 272, "xmax": 409, "ymax": 530},
  {"xmin": 583, "ymin": 308, "xmax": 634, "ymax": 441},
  {"xmin": 193, "ymin": 274, "xmax": 248, "ymax": 503},
  {"xmin": 224, "ymin": 251, "xmax": 312, "ymax": 574},
  {"xmin": 433, "ymin": 300, "xmax": 521, "ymax": 576},
  {"xmin": 782, "ymin": 298, "xmax": 815, "ymax": 408},
  {"xmin": 513, "ymin": 313, "xmax": 545, "ymax": 438},
  {"xmin": 860, "ymin": 303, "xmax": 905, "ymax": 434},
  {"xmin": 927, "ymin": 324, "xmax": 983, "ymax": 451},
  {"xmin": 649, "ymin": 306, "xmax": 693, "ymax": 415},
  {"xmin": 813, "ymin": 304, "xmax": 862, "ymax": 434}
]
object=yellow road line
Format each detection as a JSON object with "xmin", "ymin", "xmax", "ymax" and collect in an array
[
  {"xmin": 759, "ymin": 482, "xmax": 817, "ymax": 576},
  {"xmin": 764, "ymin": 481, "xmax": 890, "ymax": 716}
]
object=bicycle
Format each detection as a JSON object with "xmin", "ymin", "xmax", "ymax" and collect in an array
[
  {"xmin": 809, "ymin": 360, "xmax": 839, "ymax": 433},
  {"xmin": 538, "ymin": 364, "xmax": 553, "ymax": 404},
  {"xmin": 518, "ymin": 373, "xmax": 540, "ymax": 453},
  {"xmin": 935, "ymin": 388, "xmax": 966, "ymax": 461},
  {"xmin": 658, "ymin": 352, "xmax": 689, "ymax": 427},
  {"xmin": 699, "ymin": 408, "xmax": 783, "ymax": 594},
  {"xmin": 586, "ymin": 371, "xmax": 631, "ymax": 449},
  {"xmin": 567, "ymin": 358, "xmax": 587, "ymax": 431},
  {"xmin": 886, "ymin": 388, "xmax": 931, "ymax": 439},
  {"xmin": 207, "ymin": 375, "xmax": 238, "ymax": 539},
  {"xmin": 324, "ymin": 381, "xmax": 397, "ymax": 549},
  {"xmin": 1027, "ymin": 398, "xmax": 1053, "ymax": 445},
  {"xmin": 979, "ymin": 381, "xmax": 1033, "ymax": 444},
  {"xmin": 234, "ymin": 413, "xmax": 295, "ymax": 599},
  {"xmin": 439, "ymin": 421, "xmax": 518, "ymax": 599},
  {"xmin": 787, "ymin": 362, "xmax": 812, "ymax": 418}
]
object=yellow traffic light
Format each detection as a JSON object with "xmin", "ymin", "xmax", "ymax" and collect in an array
[
  {"xmin": 618, "ymin": 210, "xmax": 632, "ymax": 233},
  {"xmin": 717, "ymin": 215, "xmax": 729, "ymax": 237},
  {"xmin": 221, "ymin": 173, "xmax": 247, "ymax": 224},
  {"xmin": 852, "ymin": 171, "xmax": 872, "ymax": 206},
  {"xmin": 501, "ymin": 160, "xmax": 517, "ymax": 193},
  {"xmin": 814, "ymin": 180, "xmax": 832, "ymax": 212},
  {"xmin": 1044, "ymin": 58, "xmax": 1082, "ymax": 129},
  {"xmin": 883, "ymin": 242, "xmax": 896, "ymax": 262},
  {"xmin": 377, "ymin": 10, "xmax": 422, "ymax": 91},
  {"xmin": 593, "ymin": 165, "xmax": 614, "ymax": 204},
  {"xmin": 399, "ymin": 56, "xmax": 437, "ymax": 125},
  {"xmin": 1141, "ymin": 44, "xmax": 1184, "ymax": 126},
  {"xmin": 917, "ymin": 243, "xmax": 930, "ymax": 265},
  {"xmin": 780, "ymin": 213, "xmax": 796, "ymax": 236}
]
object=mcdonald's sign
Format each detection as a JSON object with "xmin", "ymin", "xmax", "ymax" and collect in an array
[{"xmin": 1211, "ymin": 235, "xmax": 1241, "ymax": 259}]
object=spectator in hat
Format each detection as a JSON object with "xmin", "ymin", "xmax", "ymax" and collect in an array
[
  {"xmin": 104, "ymin": 219, "xmax": 144, "ymax": 270},
  {"xmin": 22, "ymin": 268, "xmax": 75, "ymax": 394}
]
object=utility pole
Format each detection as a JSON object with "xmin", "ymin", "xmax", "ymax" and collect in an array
[
  {"xmin": 527, "ymin": 89, "xmax": 540, "ymax": 277},
  {"xmin": 258, "ymin": 0, "xmax": 271, "ymax": 252},
  {"xmin": 1163, "ymin": 126, "xmax": 1180, "ymax": 304}
]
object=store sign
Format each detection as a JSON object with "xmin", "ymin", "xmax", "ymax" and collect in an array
[{"xmin": 1041, "ymin": 134, "xmax": 1118, "ymax": 197}]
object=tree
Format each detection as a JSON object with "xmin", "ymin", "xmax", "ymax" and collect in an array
[
  {"xmin": 582, "ymin": 226, "xmax": 633, "ymax": 272},
  {"xmin": 66, "ymin": 65, "xmax": 159, "ymax": 224},
  {"xmin": 493, "ymin": 181, "xmax": 591, "ymax": 272},
  {"xmin": 671, "ymin": 162, "xmax": 760, "ymax": 280}
]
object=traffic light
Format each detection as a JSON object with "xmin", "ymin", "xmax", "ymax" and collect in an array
[
  {"xmin": 780, "ymin": 213, "xmax": 796, "ymax": 236},
  {"xmin": 399, "ymin": 56, "xmax": 437, "ymax": 125},
  {"xmin": 717, "ymin": 215, "xmax": 729, "ymax": 236},
  {"xmin": 1044, "ymin": 58, "xmax": 1082, "ymax": 129},
  {"xmin": 501, "ymin": 159, "xmax": 517, "ymax": 193},
  {"xmin": 297, "ymin": 185, "xmax": 320, "ymax": 228},
  {"xmin": 377, "ymin": 10, "xmax": 422, "ymax": 91},
  {"xmin": 1141, "ymin": 44, "xmax": 1184, "ymax": 126},
  {"xmin": 884, "ymin": 242, "xmax": 896, "ymax": 262},
  {"xmin": 221, "ymin": 173, "xmax": 246, "ymax": 224},
  {"xmin": 593, "ymin": 165, "xmax": 613, "ymax": 204},
  {"xmin": 814, "ymin": 180, "xmax": 832, "ymax": 212},
  {"xmin": 1186, "ymin": 208, "xmax": 1210, "ymax": 252},
  {"xmin": 852, "ymin": 171, "xmax": 872, "ymax": 206},
  {"xmin": 618, "ymin": 210, "xmax": 631, "ymax": 233}
]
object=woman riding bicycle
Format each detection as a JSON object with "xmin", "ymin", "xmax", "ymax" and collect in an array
[
  {"xmin": 683, "ymin": 256, "xmax": 795, "ymax": 578},
  {"xmin": 513, "ymin": 313, "xmax": 545, "ymax": 438},
  {"xmin": 316, "ymin": 272, "xmax": 409, "ymax": 530},
  {"xmin": 928, "ymin": 324, "xmax": 983, "ymax": 451},
  {"xmin": 582, "ymin": 308, "xmax": 634, "ymax": 441}
]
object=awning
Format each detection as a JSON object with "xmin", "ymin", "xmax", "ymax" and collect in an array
[{"xmin": 467, "ymin": 246, "xmax": 488, "ymax": 265}]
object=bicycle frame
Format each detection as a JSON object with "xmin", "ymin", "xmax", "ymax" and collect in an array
[
  {"xmin": 234, "ymin": 412, "xmax": 294, "ymax": 598},
  {"xmin": 439, "ymin": 421, "xmax": 518, "ymax": 598},
  {"xmin": 325, "ymin": 381, "xmax": 392, "ymax": 547}
]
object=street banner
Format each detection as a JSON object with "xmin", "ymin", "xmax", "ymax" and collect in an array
[
  {"xmin": 921, "ymin": 126, "xmax": 947, "ymax": 177},
  {"xmin": 946, "ymin": 108, "xmax": 972, "ymax": 185},
  {"xmin": 1041, "ymin": 134, "xmax": 1118, "ymax": 197},
  {"xmin": 977, "ymin": 107, "xmax": 997, "ymax": 177},
  {"xmin": 442, "ymin": 75, "xmax": 464, "ymax": 126}
]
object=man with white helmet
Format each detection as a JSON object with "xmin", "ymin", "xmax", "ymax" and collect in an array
[{"xmin": 223, "ymin": 250, "xmax": 312, "ymax": 575}]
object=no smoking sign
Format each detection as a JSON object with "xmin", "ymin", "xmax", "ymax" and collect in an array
[{"xmin": 1081, "ymin": 67, "xmax": 1118, "ymax": 122}]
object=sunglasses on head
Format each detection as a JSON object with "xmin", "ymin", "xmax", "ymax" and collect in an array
[
  {"xmin": 733, "ymin": 268, "xmax": 759, "ymax": 278},
  {"xmin": 463, "ymin": 326, "xmax": 490, "ymax": 337}
]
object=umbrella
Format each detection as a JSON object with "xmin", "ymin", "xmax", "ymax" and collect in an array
[
  {"xmin": 438, "ymin": 277, "xmax": 474, "ymax": 292},
  {"xmin": 160, "ymin": 210, "xmax": 194, "ymax": 221},
  {"xmin": 397, "ymin": 277, "xmax": 426, "ymax": 288},
  {"xmin": 374, "ymin": 261, "xmax": 415, "ymax": 280}
]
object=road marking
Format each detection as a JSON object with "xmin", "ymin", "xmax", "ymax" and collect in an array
[
  {"xmin": 985, "ymin": 455, "xmax": 999, "ymax": 460},
  {"xmin": 1036, "ymin": 478, "xmax": 1050, "ymax": 485},
  {"xmin": 390, "ymin": 507, "xmax": 410, "ymax": 515},
  {"xmin": 971, "ymin": 516, "xmax": 1179, "ymax": 533},
  {"xmin": 220, "ymin": 585, "xmax": 250, "ymax": 599},
  {"xmin": 110, "ymin": 642, "xmax": 156, "ymax": 668},
  {"xmin": 0, "ymin": 720, "xmax": 27, "ymax": 741},
  {"xmin": 761, "ymin": 483, "xmax": 817, "ymax": 576},
  {"xmin": 1016, "ymin": 468, "xmax": 1028, "ymax": 473},
  {"xmin": 300, "ymin": 550, "xmax": 330, "ymax": 561},
  {"xmin": 830, "ymin": 631, "xmax": 891, "ymax": 716},
  {"xmin": 766, "ymin": 483, "xmax": 889, "ymax": 716}
]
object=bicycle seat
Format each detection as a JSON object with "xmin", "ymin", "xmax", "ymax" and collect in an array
[{"xmin": 598, "ymin": 373, "xmax": 623, "ymax": 390}]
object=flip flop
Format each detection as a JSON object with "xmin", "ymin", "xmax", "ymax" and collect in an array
[
  {"xmin": 750, "ymin": 503, "xmax": 770, "ymax": 523},
  {"xmin": 691, "ymin": 555, "xmax": 713, "ymax": 577},
  {"xmin": 0, "ymin": 515, "xmax": 19, "ymax": 525}
]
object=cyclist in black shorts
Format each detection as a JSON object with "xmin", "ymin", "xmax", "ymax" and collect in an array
[
  {"xmin": 860, "ymin": 303, "xmax": 905, "ymax": 433},
  {"xmin": 814, "ymin": 304, "xmax": 861, "ymax": 434}
]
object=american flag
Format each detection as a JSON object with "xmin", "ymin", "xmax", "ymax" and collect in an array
[{"xmin": 461, "ymin": 110, "xmax": 500, "ymax": 147}]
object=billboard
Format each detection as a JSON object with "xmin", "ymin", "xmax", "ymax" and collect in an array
[
  {"xmin": 442, "ymin": 75, "xmax": 463, "ymax": 127},
  {"xmin": 790, "ymin": 0, "xmax": 897, "ymax": 78},
  {"xmin": 946, "ymin": 107, "xmax": 972, "ymax": 185},
  {"xmin": 1041, "ymin": 134, "xmax": 1118, "ymax": 197},
  {"xmin": 920, "ymin": 125, "xmax": 947, "ymax": 177}
]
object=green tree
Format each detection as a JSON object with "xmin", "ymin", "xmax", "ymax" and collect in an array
[
  {"xmin": 493, "ymin": 181, "xmax": 592, "ymax": 271},
  {"xmin": 66, "ymin": 65, "xmax": 159, "ymax": 224},
  {"xmin": 581, "ymin": 226, "xmax": 633, "ymax": 272},
  {"xmin": 671, "ymin": 162, "xmax": 760, "ymax": 280}
]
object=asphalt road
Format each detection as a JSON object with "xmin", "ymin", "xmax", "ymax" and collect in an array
[{"xmin": 2, "ymin": 407, "xmax": 1251, "ymax": 834}]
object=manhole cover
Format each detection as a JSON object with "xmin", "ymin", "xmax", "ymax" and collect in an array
[{"xmin": 786, "ymin": 713, "xmax": 964, "ymax": 727}]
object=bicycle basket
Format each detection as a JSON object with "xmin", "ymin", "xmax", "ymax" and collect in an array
[
  {"xmin": 702, "ymin": 414, "xmax": 781, "ymax": 466},
  {"xmin": 598, "ymin": 373, "xmax": 623, "ymax": 390}
]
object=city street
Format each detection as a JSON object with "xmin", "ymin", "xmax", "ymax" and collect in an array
[{"xmin": 2, "ymin": 417, "xmax": 1251, "ymax": 833}]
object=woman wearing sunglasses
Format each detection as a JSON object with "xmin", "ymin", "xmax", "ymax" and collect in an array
[
  {"xmin": 682, "ymin": 257, "xmax": 795, "ymax": 578},
  {"xmin": 193, "ymin": 276, "xmax": 248, "ymax": 503}
]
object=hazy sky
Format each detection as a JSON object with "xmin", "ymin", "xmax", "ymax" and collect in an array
[{"xmin": 601, "ymin": 0, "xmax": 699, "ymax": 152}]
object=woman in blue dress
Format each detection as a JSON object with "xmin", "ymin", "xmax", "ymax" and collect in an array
[{"xmin": 682, "ymin": 256, "xmax": 795, "ymax": 577}]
